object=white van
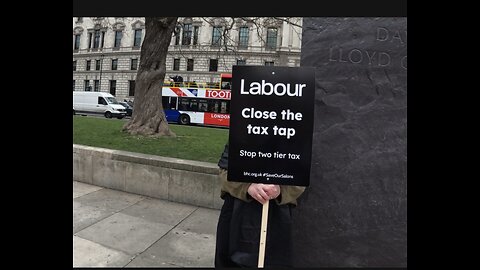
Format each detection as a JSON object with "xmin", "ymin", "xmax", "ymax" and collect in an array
[{"xmin": 73, "ymin": 91, "xmax": 127, "ymax": 119}]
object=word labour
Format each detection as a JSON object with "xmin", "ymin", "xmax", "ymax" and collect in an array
[{"xmin": 240, "ymin": 79, "xmax": 306, "ymax": 97}]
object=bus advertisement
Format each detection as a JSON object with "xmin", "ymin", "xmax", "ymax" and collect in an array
[{"xmin": 161, "ymin": 73, "xmax": 232, "ymax": 127}]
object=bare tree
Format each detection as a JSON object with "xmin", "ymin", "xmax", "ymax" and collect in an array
[{"xmin": 123, "ymin": 17, "xmax": 178, "ymax": 137}]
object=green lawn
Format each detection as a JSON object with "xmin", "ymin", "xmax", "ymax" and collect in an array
[{"xmin": 73, "ymin": 116, "xmax": 229, "ymax": 163}]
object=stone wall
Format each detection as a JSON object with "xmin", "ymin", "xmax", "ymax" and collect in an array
[{"xmin": 73, "ymin": 144, "xmax": 224, "ymax": 210}]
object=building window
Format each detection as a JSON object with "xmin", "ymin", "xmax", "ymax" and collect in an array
[
  {"xmin": 101, "ymin": 32, "xmax": 105, "ymax": 48},
  {"xmin": 131, "ymin": 59, "xmax": 138, "ymax": 70},
  {"xmin": 212, "ymin": 26, "xmax": 222, "ymax": 46},
  {"xmin": 237, "ymin": 59, "xmax": 246, "ymax": 66},
  {"xmin": 96, "ymin": 59, "xmax": 101, "ymax": 70},
  {"xmin": 73, "ymin": 80, "xmax": 76, "ymax": 91},
  {"xmin": 134, "ymin": 29, "xmax": 142, "ymax": 47},
  {"xmin": 129, "ymin": 80, "xmax": 136, "ymax": 96},
  {"xmin": 86, "ymin": 60, "xmax": 91, "ymax": 71},
  {"xmin": 94, "ymin": 80, "xmax": 100, "ymax": 92},
  {"xmin": 174, "ymin": 25, "xmax": 181, "ymax": 45},
  {"xmin": 110, "ymin": 80, "xmax": 116, "ymax": 96},
  {"xmin": 111, "ymin": 59, "xmax": 118, "ymax": 70},
  {"xmin": 93, "ymin": 30, "xmax": 101, "ymax": 48},
  {"xmin": 173, "ymin": 58, "xmax": 180, "ymax": 71},
  {"xmin": 265, "ymin": 61, "xmax": 274, "ymax": 66},
  {"xmin": 238, "ymin": 27, "xmax": 249, "ymax": 48},
  {"xmin": 266, "ymin": 28, "xmax": 278, "ymax": 49},
  {"xmin": 209, "ymin": 59, "xmax": 218, "ymax": 72},
  {"xmin": 187, "ymin": 59, "xmax": 194, "ymax": 71},
  {"xmin": 88, "ymin": 33, "xmax": 92, "ymax": 49},
  {"xmin": 193, "ymin": 26, "xmax": 199, "ymax": 45},
  {"xmin": 84, "ymin": 80, "xmax": 90, "ymax": 91},
  {"xmin": 114, "ymin": 31, "xmax": 122, "ymax": 48},
  {"xmin": 74, "ymin": 34, "xmax": 81, "ymax": 50},
  {"xmin": 73, "ymin": 60, "xmax": 77, "ymax": 71},
  {"xmin": 182, "ymin": 23, "xmax": 192, "ymax": 45}
]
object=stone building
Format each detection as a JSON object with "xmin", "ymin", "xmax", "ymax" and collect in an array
[{"xmin": 73, "ymin": 17, "xmax": 303, "ymax": 100}]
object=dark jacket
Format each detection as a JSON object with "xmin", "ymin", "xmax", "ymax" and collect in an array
[
  {"xmin": 216, "ymin": 193, "xmax": 294, "ymax": 267},
  {"xmin": 218, "ymin": 143, "xmax": 229, "ymax": 170},
  {"xmin": 215, "ymin": 142, "xmax": 306, "ymax": 267}
]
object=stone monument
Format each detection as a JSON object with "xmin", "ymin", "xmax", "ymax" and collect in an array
[{"xmin": 292, "ymin": 17, "xmax": 407, "ymax": 267}]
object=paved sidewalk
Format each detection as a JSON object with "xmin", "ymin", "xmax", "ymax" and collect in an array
[{"xmin": 73, "ymin": 181, "xmax": 220, "ymax": 267}]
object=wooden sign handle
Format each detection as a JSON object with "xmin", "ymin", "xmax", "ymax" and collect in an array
[{"xmin": 258, "ymin": 200, "xmax": 270, "ymax": 268}]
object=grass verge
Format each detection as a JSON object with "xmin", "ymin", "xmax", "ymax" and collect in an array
[{"xmin": 73, "ymin": 115, "xmax": 229, "ymax": 163}]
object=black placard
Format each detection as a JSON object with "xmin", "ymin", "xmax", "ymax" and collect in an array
[{"xmin": 227, "ymin": 66, "xmax": 315, "ymax": 186}]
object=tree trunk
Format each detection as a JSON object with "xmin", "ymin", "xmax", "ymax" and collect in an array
[{"xmin": 123, "ymin": 17, "xmax": 178, "ymax": 137}]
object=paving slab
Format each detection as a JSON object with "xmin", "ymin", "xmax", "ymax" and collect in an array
[
  {"xmin": 73, "ymin": 236, "xmax": 133, "ymax": 267},
  {"xmin": 176, "ymin": 207, "xmax": 220, "ymax": 235},
  {"xmin": 74, "ymin": 188, "xmax": 145, "ymax": 212},
  {"xmin": 137, "ymin": 228, "xmax": 216, "ymax": 267},
  {"xmin": 74, "ymin": 202, "xmax": 115, "ymax": 234},
  {"xmin": 125, "ymin": 254, "xmax": 183, "ymax": 268},
  {"xmin": 73, "ymin": 181, "xmax": 222, "ymax": 267},
  {"xmin": 120, "ymin": 198, "xmax": 197, "ymax": 226},
  {"xmin": 76, "ymin": 212, "xmax": 173, "ymax": 255},
  {"xmin": 74, "ymin": 181, "xmax": 103, "ymax": 198}
]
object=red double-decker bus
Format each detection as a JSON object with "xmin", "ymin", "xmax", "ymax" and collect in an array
[{"xmin": 161, "ymin": 73, "xmax": 232, "ymax": 127}]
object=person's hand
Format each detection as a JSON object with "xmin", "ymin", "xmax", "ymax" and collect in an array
[
  {"xmin": 263, "ymin": 184, "xmax": 281, "ymax": 200},
  {"xmin": 247, "ymin": 184, "xmax": 281, "ymax": 204}
]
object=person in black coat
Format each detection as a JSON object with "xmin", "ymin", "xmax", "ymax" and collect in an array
[{"xmin": 215, "ymin": 143, "xmax": 305, "ymax": 267}]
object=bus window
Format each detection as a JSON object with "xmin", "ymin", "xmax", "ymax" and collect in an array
[
  {"xmin": 198, "ymin": 99, "xmax": 208, "ymax": 112},
  {"xmin": 221, "ymin": 81, "xmax": 231, "ymax": 89},
  {"xmin": 190, "ymin": 99, "xmax": 199, "ymax": 111},
  {"xmin": 169, "ymin": 97, "xmax": 178, "ymax": 110},
  {"xmin": 208, "ymin": 99, "xmax": 219, "ymax": 113},
  {"xmin": 220, "ymin": 73, "xmax": 232, "ymax": 89},
  {"xmin": 179, "ymin": 97, "xmax": 189, "ymax": 111},
  {"xmin": 220, "ymin": 101, "xmax": 228, "ymax": 113},
  {"xmin": 162, "ymin": 96, "xmax": 170, "ymax": 109}
]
